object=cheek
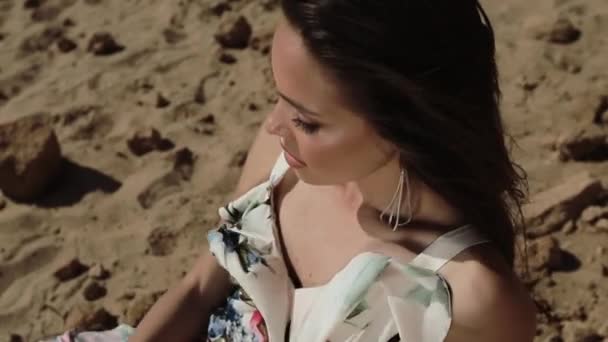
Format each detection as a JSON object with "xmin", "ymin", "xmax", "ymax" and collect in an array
[{"xmin": 297, "ymin": 128, "xmax": 363, "ymax": 167}]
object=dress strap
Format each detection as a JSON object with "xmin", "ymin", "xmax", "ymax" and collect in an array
[
  {"xmin": 269, "ymin": 151, "xmax": 290, "ymax": 186},
  {"xmin": 408, "ymin": 224, "xmax": 491, "ymax": 273}
]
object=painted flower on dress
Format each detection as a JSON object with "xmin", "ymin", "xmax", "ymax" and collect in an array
[
  {"xmin": 206, "ymin": 182, "xmax": 275, "ymax": 342},
  {"xmin": 210, "ymin": 182, "xmax": 276, "ymax": 275},
  {"xmin": 212, "ymin": 223, "xmax": 271, "ymax": 274},
  {"xmin": 249, "ymin": 310, "xmax": 268, "ymax": 342},
  {"xmin": 219, "ymin": 184, "xmax": 270, "ymax": 225},
  {"xmin": 208, "ymin": 289, "xmax": 269, "ymax": 342}
]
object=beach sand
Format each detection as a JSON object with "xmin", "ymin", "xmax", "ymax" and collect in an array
[{"xmin": 0, "ymin": 0, "xmax": 607, "ymax": 341}]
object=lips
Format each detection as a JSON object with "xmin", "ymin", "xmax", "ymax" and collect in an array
[{"xmin": 280, "ymin": 140, "xmax": 305, "ymax": 166}]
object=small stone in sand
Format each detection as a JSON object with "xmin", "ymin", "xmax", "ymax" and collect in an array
[
  {"xmin": 201, "ymin": 114, "xmax": 215, "ymax": 124},
  {"xmin": 219, "ymin": 52, "xmax": 237, "ymax": 64},
  {"xmin": 0, "ymin": 197, "xmax": 6, "ymax": 210},
  {"xmin": 557, "ymin": 125, "xmax": 608, "ymax": 162},
  {"xmin": 119, "ymin": 291, "xmax": 136, "ymax": 301},
  {"xmin": 549, "ymin": 18, "xmax": 582, "ymax": 44},
  {"xmin": 527, "ymin": 236, "xmax": 563, "ymax": 272},
  {"xmin": 162, "ymin": 28, "xmax": 187, "ymax": 44},
  {"xmin": 156, "ymin": 93, "xmax": 171, "ymax": 108},
  {"xmin": 173, "ymin": 147, "xmax": 196, "ymax": 178},
  {"xmin": 88, "ymin": 264, "xmax": 111, "ymax": 280},
  {"xmin": 83, "ymin": 282, "xmax": 107, "ymax": 301},
  {"xmin": 57, "ymin": 37, "xmax": 77, "ymax": 53},
  {"xmin": 250, "ymin": 37, "xmax": 262, "ymax": 50},
  {"xmin": 0, "ymin": 114, "xmax": 62, "ymax": 201},
  {"xmin": 210, "ymin": 1, "xmax": 232, "ymax": 16},
  {"xmin": 87, "ymin": 32, "xmax": 125, "ymax": 56},
  {"xmin": 190, "ymin": 115, "xmax": 216, "ymax": 135},
  {"xmin": 127, "ymin": 128, "xmax": 175, "ymax": 156},
  {"xmin": 194, "ymin": 81, "xmax": 207, "ymax": 104},
  {"xmin": 63, "ymin": 18, "xmax": 76, "ymax": 27},
  {"xmin": 24, "ymin": 0, "xmax": 45, "ymax": 9},
  {"xmin": 64, "ymin": 305, "xmax": 117, "ymax": 331},
  {"xmin": 593, "ymin": 95, "xmax": 608, "ymax": 125},
  {"xmin": 9, "ymin": 334, "xmax": 23, "ymax": 342},
  {"xmin": 54, "ymin": 258, "xmax": 90, "ymax": 282},
  {"xmin": 214, "ymin": 16, "xmax": 252, "ymax": 49}
]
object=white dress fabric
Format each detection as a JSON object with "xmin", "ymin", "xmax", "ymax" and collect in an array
[{"xmin": 205, "ymin": 151, "xmax": 491, "ymax": 342}]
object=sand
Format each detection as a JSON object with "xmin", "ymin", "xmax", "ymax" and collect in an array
[{"xmin": 0, "ymin": 0, "xmax": 607, "ymax": 341}]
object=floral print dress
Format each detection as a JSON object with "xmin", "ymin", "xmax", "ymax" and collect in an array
[
  {"xmin": 41, "ymin": 151, "xmax": 490, "ymax": 342},
  {"xmin": 204, "ymin": 152, "xmax": 490, "ymax": 342}
]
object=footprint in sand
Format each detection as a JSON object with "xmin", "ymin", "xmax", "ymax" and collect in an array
[
  {"xmin": 0, "ymin": 238, "xmax": 61, "ymax": 297},
  {"xmin": 137, "ymin": 148, "xmax": 196, "ymax": 209}
]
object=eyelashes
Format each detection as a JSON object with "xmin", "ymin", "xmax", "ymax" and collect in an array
[
  {"xmin": 274, "ymin": 95, "xmax": 321, "ymax": 134},
  {"xmin": 291, "ymin": 117, "xmax": 320, "ymax": 134}
]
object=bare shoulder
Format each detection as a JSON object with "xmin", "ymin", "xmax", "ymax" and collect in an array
[
  {"xmin": 441, "ymin": 244, "xmax": 537, "ymax": 342},
  {"xmin": 233, "ymin": 115, "xmax": 283, "ymax": 197}
]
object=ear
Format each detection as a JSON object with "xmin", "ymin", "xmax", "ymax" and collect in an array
[{"xmin": 374, "ymin": 135, "xmax": 399, "ymax": 162}]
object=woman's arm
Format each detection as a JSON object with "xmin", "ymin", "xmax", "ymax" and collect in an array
[
  {"xmin": 130, "ymin": 117, "xmax": 283, "ymax": 342},
  {"xmin": 444, "ymin": 259, "xmax": 537, "ymax": 342},
  {"xmin": 129, "ymin": 250, "xmax": 230, "ymax": 342}
]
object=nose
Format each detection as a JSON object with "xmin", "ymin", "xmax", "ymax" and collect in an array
[{"xmin": 264, "ymin": 105, "xmax": 288, "ymax": 137}]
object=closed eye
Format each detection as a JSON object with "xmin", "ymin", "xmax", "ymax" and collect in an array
[{"xmin": 291, "ymin": 116, "xmax": 320, "ymax": 134}]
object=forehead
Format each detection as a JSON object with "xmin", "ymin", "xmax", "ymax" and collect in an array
[
  {"xmin": 271, "ymin": 19, "xmax": 314, "ymax": 71},
  {"xmin": 270, "ymin": 18, "xmax": 348, "ymax": 117}
]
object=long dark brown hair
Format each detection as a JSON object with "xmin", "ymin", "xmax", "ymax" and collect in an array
[{"xmin": 281, "ymin": 0, "xmax": 529, "ymax": 268}]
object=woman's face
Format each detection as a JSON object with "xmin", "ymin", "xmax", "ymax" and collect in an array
[{"xmin": 265, "ymin": 17, "xmax": 394, "ymax": 186}]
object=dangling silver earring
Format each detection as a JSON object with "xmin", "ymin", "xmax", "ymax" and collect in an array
[{"xmin": 379, "ymin": 166, "xmax": 413, "ymax": 231}]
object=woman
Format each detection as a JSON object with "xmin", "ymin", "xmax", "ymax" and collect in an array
[{"xmin": 46, "ymin": 0, "xmax": 537, "ymax": 341}]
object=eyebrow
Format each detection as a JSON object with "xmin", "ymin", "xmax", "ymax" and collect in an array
[
  {"xmin": 277, "ymin": 91, "xmax": 322, "ymax": 118},
  {"xmin": 269, "ymin": 52, "xmax": 322, "ymax": 118}
]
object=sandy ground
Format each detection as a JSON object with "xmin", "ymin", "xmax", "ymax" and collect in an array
[{"xmin": 0, "ymin": 0, "xmax": 607, "ymax": 341}]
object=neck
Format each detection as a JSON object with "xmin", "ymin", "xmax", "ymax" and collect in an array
[{"xmin": 334, "ymin": 155, "xmax": 466, "ymax": 235}]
